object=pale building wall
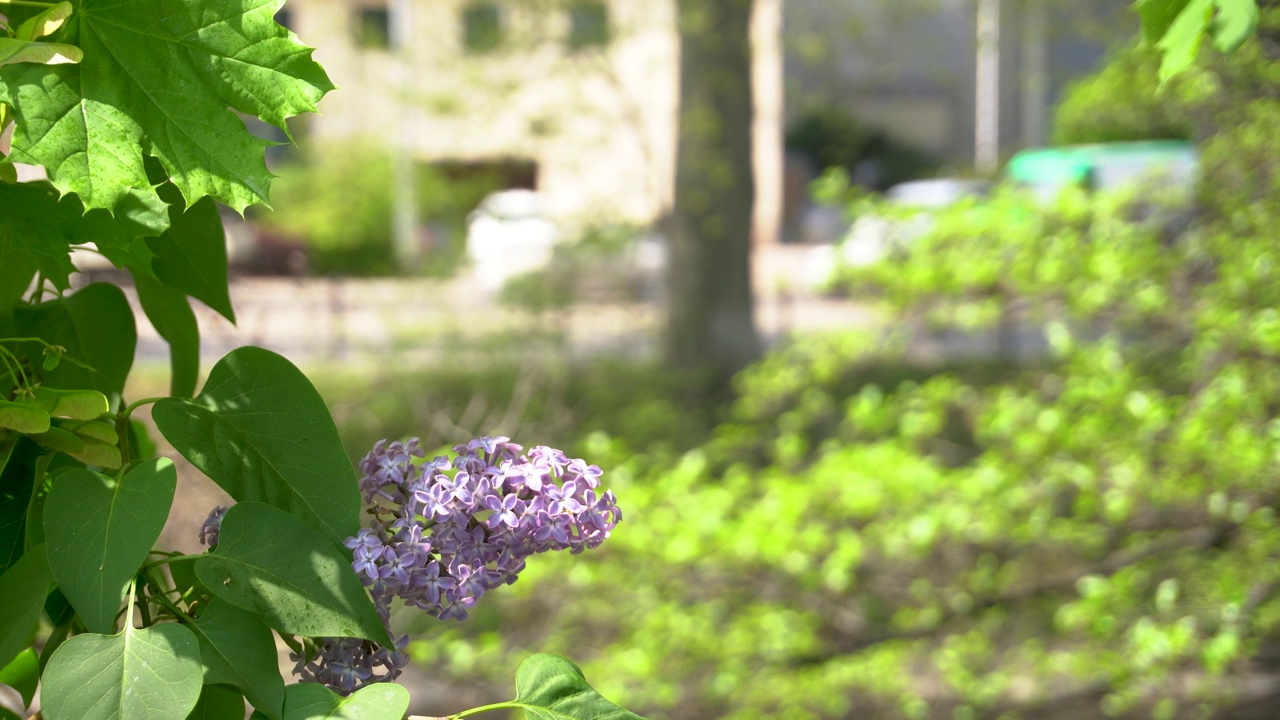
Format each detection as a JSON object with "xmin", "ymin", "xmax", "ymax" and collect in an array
[{"xmin": 289, "ymin": 0, "xmax": 681, "ymax": 228}]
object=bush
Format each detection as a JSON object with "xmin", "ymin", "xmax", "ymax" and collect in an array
[{"xmin": 394, "ymin": 24, "xmax": 1280, "ymax": 720}]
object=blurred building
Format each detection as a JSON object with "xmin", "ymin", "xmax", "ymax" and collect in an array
[
  {"xmin": 785, "ymin": 0, "xmax": 1135, "ymax": 164},
  {"xmin": 281, "ymin": 0, "xmax": 1132, "ymax": 246},
  {"xmin": 283, "ymin": 0, "xmax": 681, "ymax": 229}
]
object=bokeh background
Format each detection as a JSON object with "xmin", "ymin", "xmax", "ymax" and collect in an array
[{"xmin": 111, "ymin": 0, "xmax": 1280, "ymax": 718}]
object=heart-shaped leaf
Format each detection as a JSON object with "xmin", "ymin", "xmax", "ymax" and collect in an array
[
  {"xmin": 41, "ymin": 623, "xmax": 203, "ymax": 720},
  {"xmin": 0, "ymin": 548, "xmax": 49, "ymax": 671},
  {"xmin": 191, "ymin": 599, "xmax": 285, "ymax": 719},
  {"xmin": 195, "ymin": 502, "xmax": 389, "ymax": 645},
  {"xmin": 281, "ymin": 681, "xmax": 409, "ymax": 720},
  {"xmin": 43, "ymin": 458, "xmax": 176, "ymax": 633},
  {"xmin": 187, "ymin": 684, "xmax": 248, "ymax": 720},
  {"xmin": 148, "ymin": 182, "xmax": 235, "ymax": 323},
  {"xmin": 512, "ymin": 654, "xmax": 647, "ymax": 720},
  {"xmin": 154, "ymin": 347, "xmax": 360, "ymax": 548}
]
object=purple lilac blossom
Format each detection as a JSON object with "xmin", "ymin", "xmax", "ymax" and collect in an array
[{"xmin": 297, "ymin": 436, "xmax": 621, "ymax": 694}]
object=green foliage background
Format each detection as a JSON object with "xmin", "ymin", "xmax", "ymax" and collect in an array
[{"xmin": 365, "ymin": 16, "xmax": 1280, "ymax": 720}]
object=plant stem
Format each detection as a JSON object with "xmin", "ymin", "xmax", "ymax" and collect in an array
[
  {"xmin": 146, "ymin": 583, "xmax": 195, "ymax": 624},
  {"xmin": 0, "ymin": 1, "xmax": 58, "ymax": 7},
  {"xmin": 141, "ymin": 553, "xmax": 203, "ymax": 571},
  {"xmin": 449, "ymin": 701, "xmax": 526, "ymax": 718}
]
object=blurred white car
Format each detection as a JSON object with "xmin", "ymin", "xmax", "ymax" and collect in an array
[
  {"xmin": 466, "ymin": 190, "xmax": 559, "ymax": 291},
  {"xmin": 803, "ymin": 178, "xmax": 989, "ymax": 289}
]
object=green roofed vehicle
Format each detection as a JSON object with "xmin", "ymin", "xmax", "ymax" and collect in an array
[{"xmin": 1006, "ymin": 140, "xmax": 1198, "ymax": 200}]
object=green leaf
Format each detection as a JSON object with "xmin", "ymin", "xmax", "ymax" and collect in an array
[
  {"xmin": 42, "ymin": 459, "xmax": 176, "ymax": 634},
  {"xmin": 513, "ymin": 654, "xmax": 647, "ymax": 720},
  {"xmin": 11, "ymin": 283, "xmax": 136, "ymax": 407},
  {"xmin": 0, "ymin": 648, "xmax": 38, "ymax": 708},
  {"xmin": 1138, "ymin": 0, "xmax": 1192, "ymax": 44},
  {"xmin": 0, "ymin": 183, "xmax": 169, "ymax": 291},
  {"xmin": 0, "ymin": 438, "xmax": 40, "ymax": 574},
  {"xmin": 1210, "ymin": 0, "xmax": 1260, "ymax": 52},
  {"xmin": 31, "ymin": 387, "xmax": 110, "ymax": 420},
  {"xmin": 0, "ymin": 250, "xmax": 35, "ymax": 313},
  {"xmin": 26, "ymin": 426, "xmax": 84, "ymax": 457},
  {"xmin": 1155, "ymin": 0, "xmax": 1214, "ymax": 84},
  {"xmin": 134, "ymin": 271, "xmax": 200, "ymax": 398},
  {"xmin": 0, "ymin": 400, "xmax": 49, "ymax": 434},
  {"xmin": 0, "ymin": 547, "xmax": 49, "ymax": 671},
  {"xmin": 280, "ymin": 682, "xmax": 409, "ymax": 720},
  {"xmin": 148, "ymin": 183, "xmax": 236, "ymax": 322},
  {"xmin": 187, "ymin": 685, "xmax": 248, "ymax": 720},
  {"xmin": 154, "ymin": 347, "xmax": 360, "ymax": 547},
  {"xmin": 0, "ymin": 38, "xmax": 82, "ymax": 66},
  {"xmin": 41, "ymin": 623, "xmax": 203, "ymax": 720},
  {"xmin": 194, "ymin": 502, "xmax": 390, "ymax": 645},
  {"xmin": 191, "ymin": 599, "xmax": 285, "ymax": 719},
  {"xmin": 15, "ymin": 2, "xmax": 74, "ymax": 41},
  {"xmin": 0, "ymin": 0, "xmax": 334, "ymax": 212}
]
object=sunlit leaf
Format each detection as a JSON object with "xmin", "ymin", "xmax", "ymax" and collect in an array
[
  {"xmin": 41, "ymin": 623, "xmax": 202, "ymax": 720},
  {"xmin": 280, "ymin": 682, "xmax": 409, "ymax": 720},
  {"xmin": 513, "ymin": 654, "xmax": 647, "ymax": 720},
  {"xmin": 0, "ymin": 0, "xmax": 334, "ymax": 211}
]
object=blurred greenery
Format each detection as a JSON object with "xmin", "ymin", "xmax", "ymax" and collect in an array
[
  {"xmin": 310, "ymin": 15, "xmax": 1280, "ymax": 720},
  {"xmin": 253, "ymin": 143, "xmax": 506, "ymax": 276}
]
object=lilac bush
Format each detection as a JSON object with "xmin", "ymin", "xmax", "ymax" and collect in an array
[{"xmin": 289, "ymin": 436, "xmax": 621, "ymax": 693}]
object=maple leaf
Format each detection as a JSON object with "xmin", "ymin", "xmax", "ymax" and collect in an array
[{"xmin": 0, "ymin": 0, "xmax": 333, "ymax": 212}]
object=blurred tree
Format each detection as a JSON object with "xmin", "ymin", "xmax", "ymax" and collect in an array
[{"xmin": 664, "ymin": 0, "xmax": 760, "ymax": 393}]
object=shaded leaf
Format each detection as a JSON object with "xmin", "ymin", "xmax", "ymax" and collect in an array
[
  {"xmin": 195, "ymin": 502, "xmax": 390, "ymax": 645},
  {"xmin": 281, "ymin": 681, "xmax": 409, "ymax": 720},
  {"xmin": 134, "ymin": 271, "xmax": 200, "ymax": 398},
  {"xmin": 1138, "ymin": 0, "xmax": 1192, "ymax": 44},
  {"xmin": 149, "ymin": 183, "xmax": 236, "ymax": 322},
  {"xmin": 0, "ymin": 249, "xmax": 35, "ymax": 312},
  {"xmin": 191, "ymin": 599, "xmax": 285, "ymax": 719},
  {"xmin": 11, "ymin": 283, "xmax": 135, "ymax": 407},
  {"xmin": 26, "ymin": 426, "xmax": 84, "ymax": 456},
  {"xmin": 513, "ymin": 654, "xmax": 647, "ymax": 720},
  {"xmin": 43, "ymin": 459, "xmax": 176, "ymax": 633},
  {"xmin": 0, "ymin": 648, "xmax": 38, "ymax": 708},
  {"xmin": 0, "ymin": 438, "xmax": 40, "ymax": 574},
  {"xmin": 0, "ymin": 400, "xmax": 49, "ymax": 434},
  {"xmin": 187, "ymin": 685, "xmax": 248, "ymax": 720},
  {"xmin": 0, "ymin": 547, "xmax": 49, "ymax": 671},
  {"xmin": 0, "ymin": 183, "xmax": 168, "ymax": 291},
  {"xmin": 0, "ymin": 0, "xmax": 333, "ymax": 212},
  {"xmin": 154, "ymin": 347, "xmax": 359, "ymax": 547},
  {"xmin": 41, "ymin": 623, "xmax": 203, "ymax": 720}
]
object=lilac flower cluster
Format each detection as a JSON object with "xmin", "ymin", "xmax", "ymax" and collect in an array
[{"xmin": 298, "ymin": 436, "xmax": 620, "ymax": 694}]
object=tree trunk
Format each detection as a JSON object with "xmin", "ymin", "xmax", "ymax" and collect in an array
[{"xmin": 665, "ymin": 0, "xmax": 759, "ymax": 392}]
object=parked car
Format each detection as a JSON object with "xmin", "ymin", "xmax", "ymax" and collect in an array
[
  {"xmin": 1005, "ymin": 140, "xmax": 1198, "ymax": 200},
  {"xmin": 466, "ymin": 190, "xmax": 559, "ymax": 291},
  {"xmin": 803, "ymin": 177, "xmax": 990, "ymax": 289}
]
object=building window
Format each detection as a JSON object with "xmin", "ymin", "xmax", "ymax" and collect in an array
[
  {"xmin": 462, "ymin": 3, "xmax": 502, "ymax": 53},
  {"xmin": 354, "ymin": 7, "xmax": 390, "ymax": 49},
  {"xmin": 567, "ymin": 1, "xmax": 609, "ymax": 50}
]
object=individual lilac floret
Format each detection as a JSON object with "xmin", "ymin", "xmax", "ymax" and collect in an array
[
  {"xmin": 297, "ymin": 436, "xmax": 621, "ymax": 695},
  {"xmin": 198, "ymin": 505, "xmax": 229, "ymax": 547}
]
